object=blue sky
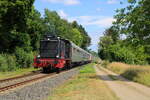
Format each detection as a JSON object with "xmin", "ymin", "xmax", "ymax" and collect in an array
[{"xmin": 34, "ymin": 0, "xmax": 128, "ymax": 51}]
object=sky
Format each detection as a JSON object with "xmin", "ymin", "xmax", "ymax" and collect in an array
[{"xmin": 34, "ymin": 0, "xmax": 128, "ymax": 52}]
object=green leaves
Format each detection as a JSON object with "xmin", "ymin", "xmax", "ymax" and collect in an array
[
  {"xmin": 98, "ymin": 0, "xmax": 150, "ymax": 65},
  {"xmin": 128, "ymin": 0, "xmax": 136, "ymax": 3},
  {"xmin": 0, "ymin": 0, "xmax": 35, "ymax": 52}
]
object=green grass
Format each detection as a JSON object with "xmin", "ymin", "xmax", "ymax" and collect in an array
[
  {"xmin": 0, "ymin": 67, "xmax": 39, "ymax": 80},
  {"xmin": 103, "ymin": 62, "xmax": 150, "ymax": 87},
  {"xmin": 48, "ymin": 63, "xmax": 118, "ymax": 100}
]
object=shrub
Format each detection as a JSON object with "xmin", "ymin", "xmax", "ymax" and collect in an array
[
  {"xmin": 6, "ymin": 55, "xmax": 17, "ymax": 71},
  {"xmin": 15, "ymin": 47, "xmax": 34, "ymax": 68},
  {"xmin": 99, "ymin": 43, "xmax": 148, "ymax": 65},
  {"xmin": 0, "ymin": 54, "xmax": 8, "ymax": 72},
  {"xmin": 15, "ymin": 47, "xmax": 26, "ymax": 68},
  {"xmin": 134, "ymin": 46, "xmax": 148, "ymax": 65},
  {"xmin": 0, "ymin": 54, "xmax": 17, "ymax": 72},
  {"xmin": 108, "ymin": 44, "xmax": 137, "ymax": 64},
  {"xmin": 25, "ymin": 52, "xmax": 34, "ymax": 67}
]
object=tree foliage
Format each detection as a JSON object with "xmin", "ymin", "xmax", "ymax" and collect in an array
[
  {"xmin": 98, "ymin": 0, "xmax": 150, "ymax": 65},
  {"xmin": 0, "ymin": 0, "xmax": 35, "ymax": 52}
]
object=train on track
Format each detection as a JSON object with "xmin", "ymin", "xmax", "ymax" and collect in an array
[{"xmin": 33, "ymin": 35, "xmax": 92, "ymax": 73}]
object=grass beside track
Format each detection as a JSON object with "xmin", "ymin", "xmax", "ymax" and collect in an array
[
  {"xmin": 0, "ymin": 67, "xmax": 39, "ymax": 80},
  {"xmin": 48, "ymin": 63, "xmax": 118, "ymax": 100},
  {"xmin": 103, "ymin": 62, "xmax": 150, "ymax": 87}
]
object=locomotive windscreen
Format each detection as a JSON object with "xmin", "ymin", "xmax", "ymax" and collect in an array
[{"xmin": 40, "ymin": 41, "xmax": 58, "ymax": 58}]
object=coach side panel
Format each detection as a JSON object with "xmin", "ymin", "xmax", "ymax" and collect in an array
[{"xmin": 71, "ymin": 45, "xmax": 90, "ymax": 63}]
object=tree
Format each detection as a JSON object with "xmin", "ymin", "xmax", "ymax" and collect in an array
[
  {"xmin": 71, "ymin": 28, "xmax": 83, "ymax": 46},
  {"xmin": 98, "ymin": 0, "xmax": 150, "ymax": 64},
  {"xmin": 71, "ymin": 21, "xmax": 91, "ymax": 49},
  {"xmin": 27, "ymin": 8, "xmax": 46, "ymax": 51},
  {"xmin": 0, "ymin": 0, "xmax": 35, "ymax": 52}
]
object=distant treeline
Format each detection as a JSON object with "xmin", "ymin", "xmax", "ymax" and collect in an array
[
  {"xmin": 0, "ymin": 0, "xmax": 91, "ymax": 71},
  {"xmin": 98, "ymin": 0, "xmax": 150, "ymax": 65}
]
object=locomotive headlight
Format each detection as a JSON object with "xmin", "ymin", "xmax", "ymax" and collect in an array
[
  {"xmin": 37, "ymin": 55, "xmax": 40, "ymax": 58},
  {"xmin": 56, "ymin": 55, "xmax": 59, "ymax": 58}
]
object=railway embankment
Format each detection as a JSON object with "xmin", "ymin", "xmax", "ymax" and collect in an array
[
  {"xmin": 101, "ymin": 62, "xmax": 150, "ymax": 87},
  {"xmin": 0, "ymin": 67, "xmax": 79, "ymax": 100}
]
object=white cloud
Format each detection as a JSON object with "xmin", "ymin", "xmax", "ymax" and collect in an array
[
  {"xmin": 90, "ymin": 17, "xmax": 115, "ymax": 27},
  {"xmin": 107, "ymin": 0, "xmax": 118, "ymax": 4},
  {"xmin": 68, "ymin": 16, "xmax": 115, "ymax": 28},
  {"xmin": 96, "ymin": 8, "xmax": 102, "ymax": 12},
  {"xmin": 57, "ymin": 10, "xmax": 68, "ymax": 19},
  {"xmin": 43, "ymin": 0, "xmax": 80, "ymax": 5}
]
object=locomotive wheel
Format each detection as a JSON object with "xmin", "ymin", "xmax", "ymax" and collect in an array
[
  {"xmin": 68, "ymin": 63, "xmax": 72, "ymax": 69},
  {"xmin": 43, "ymin": 67, "xmax": 51, "ymax": 73},
  {"xmin": 42, "ymin": 67, "xmax": 48, "ymax": 73},
  {"xmin": 66, "ymin": 62, "xmax": 72, "ymax": 69}
]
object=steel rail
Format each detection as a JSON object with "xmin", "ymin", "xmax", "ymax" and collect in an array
[
  {"xmin": 0, "ymin": 73, "xmax": 55, "ymax": 93},
  {"xmin": 0, "ymin": 70, "xmax": 41, "ymax": 83},
  {"xmin": 0, "ymin": 67, "xmax": 78, "ymax": 93}
]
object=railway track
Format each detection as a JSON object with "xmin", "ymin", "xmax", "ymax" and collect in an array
[
  {"xmin": 0, "ymin": 73, "xmax": 55, "ymax": 93},
  {"xmin": 0, "ymin": 70, "xmax": 41, "ymax": 83},
  {"xmin": 0, "ymin": 69, "xmax": 72, "ymax": 93},
  {"xmin": 0, "ymin": 70, "xmax": 52, "ymax": 93}
]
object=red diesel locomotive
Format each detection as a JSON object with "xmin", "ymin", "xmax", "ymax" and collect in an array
[{"xmin": 33, "ymin": 35, "xmax": 92, "ymax": 72}]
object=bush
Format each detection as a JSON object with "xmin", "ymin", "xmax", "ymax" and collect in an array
[
  {"xmin": 134, "ymin": 46, "xmax": 148, "ymax": 65},
  {"xmin": 25, "ymin": 52, "xmax": 34, "ymax": 67},
  {"xmin": 99, "ymin": 43, "xmax": 148, "ymax": 65},
  {"xmin": 0, "ymin": 54, "xmax": 8, "ymax": 72},
  {"xmin": 0, "ymin": 47, "xmax": 34, "ymax": 72},
  {"xmin": 15, "ymin": 47, "xmax": 34, "ymax": 68},
  {"xmin": 6, "ymin": 55, "xmax": 17, "ymax": 71},
  {"xmin": 109, "ymin": 44, "xmax": 137, "ymax": 64},
  {"xmin": 0, "ymin": 54, "xmax": 17, "ymax": 72}
]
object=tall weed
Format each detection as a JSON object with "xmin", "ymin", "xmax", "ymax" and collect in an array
[{"xmin": 107, "ymin": 62, "xmax": 150, "ymax": 86}]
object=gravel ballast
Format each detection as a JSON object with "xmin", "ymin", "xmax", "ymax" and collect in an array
[{"xmin": 0, "ymin": 68, "xmax": 79, "ymax": 100}]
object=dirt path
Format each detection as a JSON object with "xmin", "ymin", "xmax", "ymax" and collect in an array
[{"xmin": 94, "ymin": 66, "xmax": 150, "ymax": 100}]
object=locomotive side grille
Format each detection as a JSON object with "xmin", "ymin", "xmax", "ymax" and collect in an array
[{"xmin": 40, "ymin": 41, "xmax": 58, "ymax": 58}]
